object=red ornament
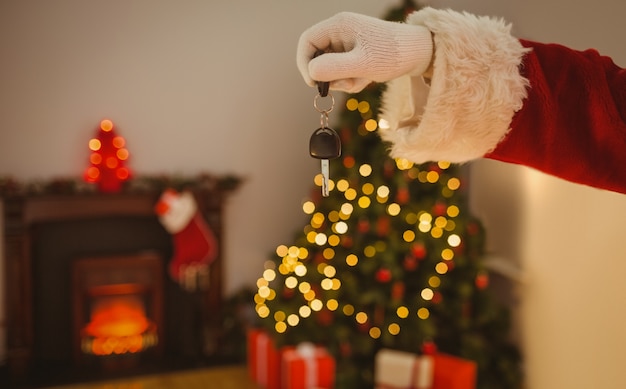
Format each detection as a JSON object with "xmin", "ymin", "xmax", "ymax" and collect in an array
[
  {"xmin": 475, "ymin": 271, "xmax": 489, "ymax": 290},
  {"xmin": 317, "ymin": 308, "xmax": 334, "ymax": 326},
  {"xmin": 432, "ymin": 291, "xmax": 443, "ymax": 304},
  {"xmin": 396, "ymin": 187, "xmax": 410, "ymax": 204},
  {"xmin": 375, "ymin": 268, "xmax": 392, "ymax": 283},
  {"xmin": 357, "ymin": 219, "xmax": 370, "ymax": 233},
  {"xmin": 377, "ymin": 216, "xmax": 390, "ymax": 237},
  {"xmin": 340, "ymin": 126, "xmax": 352, "ymax": 143},
  {"xmin": 467, "ymin": 222, "xmax": 480, "ymax": 235},
  {"xmin": 391, "ymin": 281, "xmax": 405, "ymax": 300},
  {"xmin": 432, "ymin": 201, "xmax": 447, "ymax": 216},
  {"xmin": 343, "ymin": 155, "xmax": 355, "ymax": 169},
  {"xmin": 84, "ymin": 119, "xmax": 131, "ymax": 192},
  {"xmin": 411, "ymin": 242, "xmax": 427, "ymax": 259},
  {"xmin": 341, "ymin": 235, "xmax": 353, "ymax": 248},
  {"xmin": 403, "ymin": 255, "xmax": 418, "ymax": 271},
  {"xmin": 384, "ymin": 160, "xmax": 395, "ymax": 178}
]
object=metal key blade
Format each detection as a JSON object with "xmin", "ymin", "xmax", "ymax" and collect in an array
[{"xmin": 321, "ymin": 159, "xmax": 330, "ymax": 197}]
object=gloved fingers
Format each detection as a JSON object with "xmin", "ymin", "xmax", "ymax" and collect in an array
[
  {"xmin": 307, "ymin": 50, "xmax": 369, "ymax": 83},
  {"xmin": 329, "ymin": 78, "xmax": 371, "ymax": 94},
  {"xmin": 296, "ymin": 13, "xmax": 359, "ymax": 86}
]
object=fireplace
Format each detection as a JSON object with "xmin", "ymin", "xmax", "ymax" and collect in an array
[
  {"xmin": 1, "ymin": 175, "xmax": 240, "ymax": 386},
  {"xmin": 72, "ymin": 254, "xmax": 163, "ymax": 365}
]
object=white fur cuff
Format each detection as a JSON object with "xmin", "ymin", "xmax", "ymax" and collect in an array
[{"xmin": 378, "ymin": 7, "xmax": 530, "ymax": 163}]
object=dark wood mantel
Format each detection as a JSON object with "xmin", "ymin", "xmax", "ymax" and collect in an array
[{"xmin": 1, "ymin": 174, "xmax": 241, "ymax": 379}]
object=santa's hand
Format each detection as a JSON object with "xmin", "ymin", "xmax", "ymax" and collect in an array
[{"xmin": 296, "ymin": 12, "xmax": 433, "ymax": 93}]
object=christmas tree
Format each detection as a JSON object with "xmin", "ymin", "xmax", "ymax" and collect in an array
[
  {"xmin": 84, "ymin": 119, "xmax": 131, "ymax": 193},
  {"xmin": 254, "ymin": 1, "xmax": 522, "ymax": 388}
]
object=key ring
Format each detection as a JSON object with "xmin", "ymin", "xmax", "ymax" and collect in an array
[
  {"xmin": 314, "ymin": 92, "xmax": 335, "ymax": 127},
  {"xmin": 312, "ymin": 48, "xmax": 334, "ymax": 127}
]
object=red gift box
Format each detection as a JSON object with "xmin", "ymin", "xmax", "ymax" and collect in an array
[
  {"xmin": 374, "ymin": 349, "xmax": 434, "ymax": 389},
  {"xmin": 282, "ymin": 342, "xmax": 335, "ymax": 389},
  {"xmin": 247, "ymin": 329, "xmax": 282, "ymax": 389},
  {"xmin": 432, "ymin": 354, "xmax": 477, "ymax": 389}
]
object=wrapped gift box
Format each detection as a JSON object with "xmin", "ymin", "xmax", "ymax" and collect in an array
[
  {"xmin": 282, "ymin": 342, "xmax": 335, "ymax": 389},
  {"xmin": 432, "ymin": 353, "xmax": 477, "ymax": 389},
  {"xmin": 247, "ymin": 328, "xmax": 282, "ymax": 389},
  {"xmin": 374, "ymin": 349, "xmax": 434, "ymax": 389}
]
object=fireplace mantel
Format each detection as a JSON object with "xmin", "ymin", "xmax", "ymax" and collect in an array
[{"xmin": 1, "ymin": 174, "xmax": 241, "ymax": 380}]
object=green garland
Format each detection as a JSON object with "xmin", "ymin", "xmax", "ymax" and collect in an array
[{"xmin": 0, "ymin": 173, "xmax": 242, "ymax": 197}]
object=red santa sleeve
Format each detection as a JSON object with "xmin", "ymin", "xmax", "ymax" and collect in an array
[
  {"xmin": 378, "ymin": 7, "xmax": 626, "ymax": 194},
  {"xmin": 486, "ymin": 40, "xmax": 626, "ymax": 194}
]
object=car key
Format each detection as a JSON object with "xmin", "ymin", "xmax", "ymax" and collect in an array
[
  {"xmin": 309, "ymin": 51, "xmax": 341, "ymax": 197},
  {"xmin": 310, "ymin": 126, "xmax": 341, "ymax": 196}
]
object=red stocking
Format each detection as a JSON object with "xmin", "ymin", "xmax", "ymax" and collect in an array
[{"xmin": 155, "ymin": 189, "xmax": 218, "ymax": 285}]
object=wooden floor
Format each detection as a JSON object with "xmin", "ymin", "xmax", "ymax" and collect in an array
[{"xmin": 43, "ymin": 365, "xmax": 261, "ymax": 389}]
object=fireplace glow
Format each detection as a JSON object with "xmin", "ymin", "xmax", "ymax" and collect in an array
[{"xmin": 81, "ymin": 285, "xmax": 158, "ymax": 356}]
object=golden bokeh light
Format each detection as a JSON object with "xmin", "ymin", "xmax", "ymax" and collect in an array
[
  {"xmin": 359, "ymin": 164, "xmax": 373, "ymax": 177},
  {"xmin": 358, "ymin": 196, "xmax": 372, "ymax": 209},
  {"xmin": 315, "ymin": 233, "xmax": 328, "ymax": 246},
  {"xmin": 428, "ymin": 276, "xmax": 441, "ymax": 288},
  {"xmin": 364, "ymin": 246, "xmax": 376, "ymax": 258},
  {"xmin": 299, "ymin": 305, "xmax": 312, "ymax": 318},
  {"xmin": 403, "ymin": 230, "xmax": 416, "ymax": 242},
  {"xmin": 346, "ymin": 98, "xmax": 359, "ymax": 111},
  {"xmin": 346, "ymin": 254, "xmax": 359, "ymax": 266},
  {"xmin": 396, "ymin": 306, "xmax": 409, "ymax": 319},
  {"xmin": 321, "ymin": 278, "xmax": 333, "ymax": 290},
  {"xmin": 302, "ymin": 201, "xmax": 315, "ymax": 214},
  {"xmin": 448, "ymin": 234, "xmax": 462, "ymax": 247},
  {"xmin": 336, "ymin": 179, "xmax": 350, "ymax": 192},
  {"xmin": 257, "ymin": 305, "xmax": 270, "ymax": 318},
  {"xmin": 387, "ymin": 203, "xmax": 401, "ymax": 216},
  {"xmin": 362, "ymin": 183, "xmax": 375, "ymax": 195},
  {"xmin": 447, "ymin": 177, "xmax": 461, "ymax": 190},
  {"xmin": 285, "ymin": 276, "xmax": 298, "ymax": 289},
  {"xmin": 426, "ymin": 171, "xmax": 440, "ymax": 183},
  {"xmin": 275, "ymin": 322, "xmax": 287, "ymax": 333},
  {"xmin": 357, "ymin": 101, "xmax": 370, "ymax": 113},
  {"xmin": 421, "ymin": 288, "xmax": 434, "ymax": 301},
  {"xmin": 355, "ymin": 312, "xmax": 368, "ymax": 324},
  {"xmin": 345, "ymin": 188, "xmax": 357, "ymax": 201},
  {"xmin": 441, "ymin": 249, "xmax": 454, "ymax": 261},
  {"xmin": 388, "ymin": 323, "xmax": 400, "ymax": 335},
  {"xmin": 276, "ymin": 245, "xmax": 289, "ymax": 257},
  {"xmin": 274, "ymin": 311, "xmax": 286, "ymax": 322},
  {"xmin": 322, "ymin": 248, "xmax": 335, "ymax": 260},
  {"xmin": 395, "ymin": 158, "xmax": 413, "ymax": 170},
  {"xmin": 287, "ymin": 314, "xmax": 300, "ymax": 326},
  {"xmin": 364, "ymin": 118, "xmax": 378, "ymax": 132},
  {"xmin": 435, "ymin": 262, "xmax": 449, "ymax": 274},
  {"xmin": 310, "ymin": 299, "xmax": 323, "ymax": 311}
]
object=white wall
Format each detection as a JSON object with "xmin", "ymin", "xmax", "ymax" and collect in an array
[
  {"xmin": 0, "ymin": 0, "xmax": 399, "ymax": 364},
  {"xmin": 1, "ymin": 1, "xmax": 625, "ymax": 388},
  {"xmin": 424, "ymin": 1, "xmax": 626, "ymax": 388}
]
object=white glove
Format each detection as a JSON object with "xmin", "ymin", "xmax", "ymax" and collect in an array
[{"xmin": 297, "ymin": 12, "xmax": 433, "ymax": 93}]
